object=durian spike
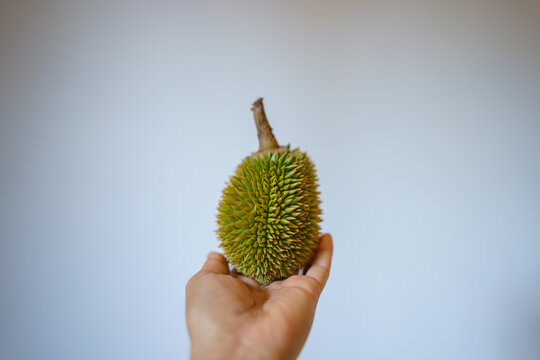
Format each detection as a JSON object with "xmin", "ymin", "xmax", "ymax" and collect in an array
[{"xmin": 251, "ymin": 98, "xmax": 279, "ymax": 152}]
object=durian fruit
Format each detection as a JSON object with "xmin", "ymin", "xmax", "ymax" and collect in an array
[{"xmin": 216, "ymin": 98, "xmax": 322, "ymax": 285}]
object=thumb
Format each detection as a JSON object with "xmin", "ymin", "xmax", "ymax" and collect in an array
[{"xmin": 199, "ymin": 251, "xmax": 229, "ymax": 275}]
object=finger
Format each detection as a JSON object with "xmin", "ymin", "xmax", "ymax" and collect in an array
[
  {"xmin": 199, "ymin": 251, "xmax": 229, "ymax": 275},
  {"xmin": 229, "ymin": 267, "xmax": 260, "ymax": 288},
  {"xmin": 302, "ymin": 233, "xmax": 332, "ymax": 274},
  {"xmin": 233, "ymin": 274, "xmax": 261, "ymax": 289},
  {"xmin": 306, "ymin": 233, "xmax": 333, "ymax": 290}
]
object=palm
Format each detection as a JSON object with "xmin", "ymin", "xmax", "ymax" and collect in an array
[{"xmin": 186, "ymin": 234, "xmax": 333, "ymax": 360}]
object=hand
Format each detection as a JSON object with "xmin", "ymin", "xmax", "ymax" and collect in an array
[{"xmin": 185, "ymin": 233, "xmax": 333, "ymax": 360}]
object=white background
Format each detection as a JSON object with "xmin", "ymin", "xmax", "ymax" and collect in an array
[{"xmin": 1, "ymin": 1, "xmax": 539, "ymax": 359}]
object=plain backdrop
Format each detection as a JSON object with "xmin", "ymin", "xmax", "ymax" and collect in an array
[{"xmin": 1, "ymin": 1, "xmax": 540, "ymax": 359}]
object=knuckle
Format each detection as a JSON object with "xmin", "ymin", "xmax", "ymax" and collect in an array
[{"xmin": 185, "ymin": 272, "xmax": 202, "ymax": 291}]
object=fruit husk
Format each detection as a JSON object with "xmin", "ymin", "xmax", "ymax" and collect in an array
[{"xmin": 216, "ymin": 98, "xmax": 322, "ymax": 285}]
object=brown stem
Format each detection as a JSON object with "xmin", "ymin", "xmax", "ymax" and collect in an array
[{"xmin": 251, "ymin": 98, "xmax": 279, "ymax": 152}]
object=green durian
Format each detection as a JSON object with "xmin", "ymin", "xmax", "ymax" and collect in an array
[{"xmin": 216, "ymin": 98, "xmax": 322, "ymax": 285}]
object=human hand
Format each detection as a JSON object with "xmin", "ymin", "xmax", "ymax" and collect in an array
[{"xmin": 185, "ymin": 233, "xmax": 333, "ymax": 360}]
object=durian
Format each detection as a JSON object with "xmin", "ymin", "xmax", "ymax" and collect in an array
[{"xmin": 216, "ymin": 98, "xmax": 322, "ymax": 285}]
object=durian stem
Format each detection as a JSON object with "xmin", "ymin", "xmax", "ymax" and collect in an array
[{"xmin": 251, "ymin": 98, "xmax": 280, "ymax": 152}]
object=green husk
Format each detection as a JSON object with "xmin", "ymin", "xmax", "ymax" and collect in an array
[{"xmin": 216, "ymin": 99, "xmax": 322, "ymax": 285}]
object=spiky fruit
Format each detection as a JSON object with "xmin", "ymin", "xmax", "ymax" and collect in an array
[{"xmin": 216, "ymin": 98, "xmax": 322, "ymax": 285}]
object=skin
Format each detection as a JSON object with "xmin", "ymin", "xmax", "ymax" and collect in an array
[{"xmin": 185, "ymin": 233, "xmax": 333, "ymax": 360}]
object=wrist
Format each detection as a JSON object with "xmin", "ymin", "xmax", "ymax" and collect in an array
[
  {"xmin": 189, "ymin": 332, "xmax": 239, "ymax": 360},
  {"xmin": 190, "ymin": 337, "xmax": 274, "ymax": 360}
]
